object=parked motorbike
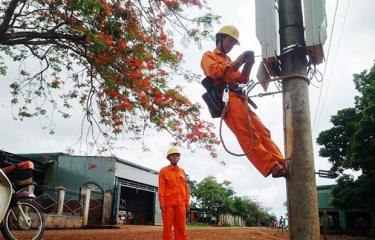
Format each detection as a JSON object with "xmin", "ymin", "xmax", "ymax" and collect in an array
[{"xmin": 0, "ymin": 151, "xmax": 44, "ymax": 240}]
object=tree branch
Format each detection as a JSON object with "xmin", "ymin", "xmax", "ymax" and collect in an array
[
  {"xmin": 1, "ymin": 31, "xmax": 85, "ymax": 44},
  {"xmin": 0, "ymin": 0, "xmax": 21, "ymax": 39}
]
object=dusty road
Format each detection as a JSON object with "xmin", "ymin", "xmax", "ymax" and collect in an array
[
  {"xmin": 39, "ymin": 225, "xmax": 289, "ymax": 240},
  {"xmin": 0, "ymin": 225, "xmax": 372, "ymax": 240}
]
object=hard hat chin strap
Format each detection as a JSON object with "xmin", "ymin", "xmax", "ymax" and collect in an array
[
  {"xmin": 216, "ymin": 33, "xmax": 226, "ymax": 54},
  {"xmin": 219, "ymin": 37, "xmax": 225, "ymax": 54}
]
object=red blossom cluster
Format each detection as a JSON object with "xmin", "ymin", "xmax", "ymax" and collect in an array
[{"xmin": 2, "ymin": 0, "xmax": 220, "ymax": 157}]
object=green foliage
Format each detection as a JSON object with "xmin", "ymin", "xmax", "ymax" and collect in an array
[
  {"xmin": 330, "ymin": 174, "xmax": 375, "ymax": 210},
  {"xmin": 193, "ymin": 176, "xmax": 234, "ymax": 218},
  {"xmin": 190, "ymin": 176, "xmax": 274, "ymax": 226},
  {"xmin": 317, "ymin": 61, "xmax": 375, "ymax": 210},
  {"xmin": 186, "ymin": 174, "xmax": 197, "ymax": 196},
  {"xmin": 187, "ymin": 222, "xmax": 207, "ymax": 227},
  {"xmin": 317, "ymin": 108, "xmax": 358, "ymax": 173}
]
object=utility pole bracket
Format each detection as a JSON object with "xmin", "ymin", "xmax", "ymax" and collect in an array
[{"xmin": 315, "ymin": 170, "xmax": 338, "ymax": 179}]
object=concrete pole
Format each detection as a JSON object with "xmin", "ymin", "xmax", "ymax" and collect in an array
[
  {"xmin": 101, "ymin": 190, "xmax": 113, "ymax": 224},
  {"xmin": 278, "ymin": 0, "xmax": 320, "ymax": 239},
  {"xmin": 55, "ymin": 186, "xmax": 67, "ymax": 215},
  {"xmin": 82, "ymin": 186, "xmax": 92, "ymax": 226}
]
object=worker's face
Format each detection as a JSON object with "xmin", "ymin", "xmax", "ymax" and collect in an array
[
  {"xmin": 168, "ymin": 153, "xmax": 180, "ymax": 166},
  {"xmin": 221, "ymin": 36, "xmax": 238, "ymax": 54}
]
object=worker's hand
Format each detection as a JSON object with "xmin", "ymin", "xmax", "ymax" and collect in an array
[
  {"xmin": 244, "ymin": 50, "xmax": 255, "ymax": 65},
  {"xmin": 160, "ymin": 205, "xmax": 166, "ymax": 212},
  {"xmin": 232, "ymin": 52, "xmax": 248, "ymax": 70},
  {"xmin": 239, "ymin": 51, "xmax": 251, "ymax": 63},
  {"xmin": 232, "ymin": 56, "xmax": 244, "ymax": 69}
]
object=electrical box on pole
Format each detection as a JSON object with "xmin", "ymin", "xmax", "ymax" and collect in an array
[
  {"xmin": 303, "ymin": 0, "xmax": 327, "ymax": 64},
  {"xmin": 255, "ymin": 0, "xmax": 279, "ymax": 91},
  {"xmin": 255, "ymin": 0, "xmax": 327, "ymax": 91}
]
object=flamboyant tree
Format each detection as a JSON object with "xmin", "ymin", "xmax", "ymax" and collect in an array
[{"xmin": 0, "ymin": 0, "xmax": 220, "ymax": 155}]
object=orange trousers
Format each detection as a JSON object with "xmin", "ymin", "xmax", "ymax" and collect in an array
[
  {"xmin": 162, "ymin": 205, "xmax": 187, "ymax": 240},
  {"xmin": 224, "ymin": 93, "xmax": 285, "ymax": 176}
]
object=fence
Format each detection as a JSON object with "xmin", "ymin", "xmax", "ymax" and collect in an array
[{"xmin": 27, "ymin": 184, "xmax": 112, "ymax": 228}]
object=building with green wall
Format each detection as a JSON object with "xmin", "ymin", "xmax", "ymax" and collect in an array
[
  {"xmin": 20, "ymin": 153, "xmax": 116, "ymax": 193},
  {"xmin": 15, "ymin": 152, "xmax": 159, "ymax": 225},
  {"xmin": 317, "ymin": 184, "xmax": 375, "ymax": 233}
]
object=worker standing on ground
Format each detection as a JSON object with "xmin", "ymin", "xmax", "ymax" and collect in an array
[
  {"xmin": 158, "ymin": 147, "xmax": 190, "ymax": 240},
  {"xmin": 279, "ymin": 216, "xmax": 285, "ymax": 231},
  {"xmin": 200, "ymin": 25, "xmax": 287, "ymax": 178}
]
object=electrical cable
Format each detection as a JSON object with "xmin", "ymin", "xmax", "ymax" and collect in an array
[
  {"xmin": 219, "ymin": 89, "xmax": 254, "ymax": 157},
  {"xmin": 313, "ymin": 0, "xmax": 351, "ymax": 134},
  {"xmin": 312, "ymin": 0, "xmax": 339, "ymax": 133}
]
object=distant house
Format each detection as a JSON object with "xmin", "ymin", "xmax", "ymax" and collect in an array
[
  {"xmin": 317, "ymin": 184, "xmax": 375, "ymax": 233},
  {"xmin": 5, "ymin": 151, "xmax": 161, "ymax": 226}
]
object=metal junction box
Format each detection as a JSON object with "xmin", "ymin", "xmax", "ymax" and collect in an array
[
  {"xmin": 303, "ymin": 0, "xmax": 327, "ymax": 64},
  {"xmin": 255, "ymin": 0, "xmax": 278, "ymax": 62},
  {"xmin": 255, "ymin": 0, "xmax": 327, "ymax": 91},
  {"xmin": 255, "ymin": 0, "xmax": 279, "ymax": 91}
]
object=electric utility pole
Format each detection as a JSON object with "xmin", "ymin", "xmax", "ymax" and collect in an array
[{"xmin": 278, "ymin": 0, "xmax": 320, "ymax": 239}]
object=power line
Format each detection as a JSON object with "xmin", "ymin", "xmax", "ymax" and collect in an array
[
  {"xmin": 313, "ymin": 0, "xmax": 351, "ymax": 134},
  {"xmin": 312, "ymin": 0, "xmax": 339, "ymax": 133}
]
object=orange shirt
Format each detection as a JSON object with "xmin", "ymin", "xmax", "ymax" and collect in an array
[
  {"xmin": 158, "ymin": 165, "xmax": 189, "ymax": 207},
  {"xmin": 201, "ymin": 48, "xmax": 246, "ymax": 85}
]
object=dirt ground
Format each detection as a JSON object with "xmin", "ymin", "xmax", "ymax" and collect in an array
[{"xmin": 0, "ymin": 225, "xmax": 372, "ymax": 240}]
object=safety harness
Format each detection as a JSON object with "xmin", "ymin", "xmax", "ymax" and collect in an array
[
  {"xmin": 201, "ymin": 77, "xmax": 257, "ymax": 156},
  {"xmin": 201, "ymin": 74, "xmax": 311, "ymax": 157}
]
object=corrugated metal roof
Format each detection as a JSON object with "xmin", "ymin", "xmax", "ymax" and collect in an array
[
  {"xmin": 15, "ymin": 152, "xmax": 158, "ymax": 174},
  {"xmin": 18, "ymin": 152, "xmax": 65, "ymax": 164},
  {"xmin": 116, "ymin": 158, "xmax": 158, "ymax": 174}
]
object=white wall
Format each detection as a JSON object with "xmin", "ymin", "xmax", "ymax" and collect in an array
[{"xmin": 115, "ymin": 162, "xmax": 158, "ymax": 187}]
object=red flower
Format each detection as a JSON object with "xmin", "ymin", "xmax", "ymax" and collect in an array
[
  {"xmin": 89, "ymin": 163, "xmax": 97, "ymax": 169},
  {"xmin": 146, "ymin": 64, "xmax": 155, "ymax": 71}
]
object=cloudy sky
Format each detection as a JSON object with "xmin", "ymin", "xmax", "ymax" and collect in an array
[{"xmin": 1, "ymin": 0, "xmax": 374, "ymax": 218}]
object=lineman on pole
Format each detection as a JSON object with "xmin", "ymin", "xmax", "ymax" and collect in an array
[{"xmin": 200, "ymin": 25, "xmax": 287, "ymax": 178}]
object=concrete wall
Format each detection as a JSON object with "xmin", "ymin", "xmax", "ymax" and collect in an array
[
  {"xmin": 219, "ymin": 214, "xmax": 246, "ymax": 226},
  {"xmin": 44, "ymin": 214, "xmax": 83, "ymax": 229}
]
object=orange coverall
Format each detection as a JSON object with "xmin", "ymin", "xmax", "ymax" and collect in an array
[
  {"xmin": 158, "ymin": 165, "xmax": 190, "ymax": 240},
  {"xmin": 201, "ymin": 48, "xmax": 285, "ymax": 176}
]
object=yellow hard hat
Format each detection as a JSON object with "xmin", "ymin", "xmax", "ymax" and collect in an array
[
  {"xmin": 217, "ymin": 25, "xmax": 240, "ymax": 44},
  {"xmin": 166, "ymin": 147, "xmax": 181, "ymax": 158}
]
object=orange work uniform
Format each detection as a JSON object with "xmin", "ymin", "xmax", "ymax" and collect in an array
[
  {"xmin": 158, "ymin": 165, "xmax": 190, "ymax": 240},
  {"xmin": 201, "ymin": 48, "xmax": 285, "ymax": 176}
]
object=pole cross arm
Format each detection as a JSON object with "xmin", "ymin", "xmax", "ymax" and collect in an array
[{"xmin": 315, "ymin": 170, "xmax": 338, "ymax": 179}]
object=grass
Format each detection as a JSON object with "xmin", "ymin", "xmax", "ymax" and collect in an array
[{"xmin": 187, "ymin": 222, "xmax": 210, "ymax": 227}]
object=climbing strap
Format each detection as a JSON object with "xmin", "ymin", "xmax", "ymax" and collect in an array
[
  {"xmin": 219, "ymin": 85, "xmax": 255, "ymax": 157},
  {"xmin": 218, "ymin": 74, "xmax": 310, "ymax": 157}
]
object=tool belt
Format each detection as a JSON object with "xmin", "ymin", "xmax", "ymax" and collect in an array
[{"xmin": 201, "ymin": 77, "xmax": 257, "ymax": 118}]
